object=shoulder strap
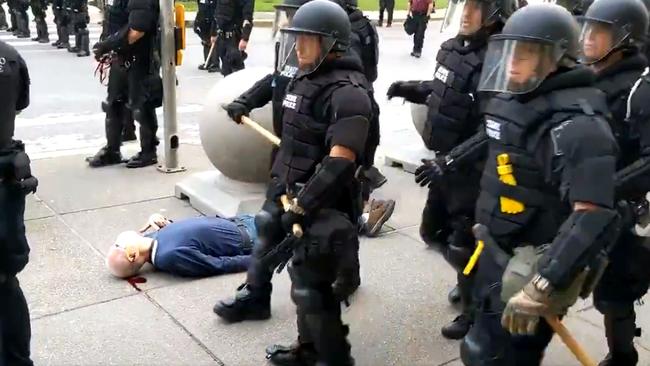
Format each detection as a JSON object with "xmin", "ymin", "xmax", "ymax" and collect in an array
[{"xmin": 626, "ymin": 67, "xmax": 649, "ymax": 121}]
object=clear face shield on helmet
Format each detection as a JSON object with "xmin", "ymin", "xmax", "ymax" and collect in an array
[
  {"xmin": 276, "ymin": 30, "xmax": 337, "ymax": 78},
  {"xmin": 441, "ymin": 0, "xmax": 501, "ymax": 35},
  {"xmin": 578, "ymin": 18, "xmax": 633, "ymax": 64},
  {"xmin": 272, "ymin": 7, "xmax": 298, "ymax": 40},
  {"xmin": 478, "ymin": 38, "xmax": 563, "ymax": 94}
]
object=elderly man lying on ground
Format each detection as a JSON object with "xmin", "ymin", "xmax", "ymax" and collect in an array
[{"xmin": 106, "ymin": 214, "xmax": 258, "ymax": 278}]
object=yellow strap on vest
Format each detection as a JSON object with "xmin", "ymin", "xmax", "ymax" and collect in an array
[{"xmin": 497, "ymin": 153, "xmax": 525, "ymax": 214}]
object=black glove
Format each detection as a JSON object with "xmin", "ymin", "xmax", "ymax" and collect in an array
[
  {"xmin": 387, "ymin": 81, "xmax": 405, "ymax": 100},
  {"xmin": 414, "ymin": 157, "xmax": 446, "ymax": 187},
  {"xmin": 92, "ymin": 41, "xmax": 107, "ymax": 61},
  {"xmin": 223, "ymin": 101, "xmax": 250, "ymax": 124},
  {"xmin": 281, "ymin": 211, "xmax": 305, "ymax": 236}
]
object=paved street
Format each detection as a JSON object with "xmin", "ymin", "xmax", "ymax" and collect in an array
[{"xmin": 7, "ymin": 7, "xmax": 650, "ymax": 366}]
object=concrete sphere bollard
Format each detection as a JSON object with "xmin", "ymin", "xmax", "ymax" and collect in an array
[
  {"xmin": 410, "ymin": 102, "xmax": 428, "ymax": 137},
  {"xmin": 199, "ymin": 67, "xmax": 276, "ymax": 183}
]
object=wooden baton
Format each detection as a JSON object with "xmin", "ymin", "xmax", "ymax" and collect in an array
[{"xmin": 545, "ymin": 316, "xmax": 597, "ymax": 366}]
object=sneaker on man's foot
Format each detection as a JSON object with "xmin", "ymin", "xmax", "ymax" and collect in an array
[{"xmin": 365, "ymin": 199, "xmax": 396, "ymax": 237}]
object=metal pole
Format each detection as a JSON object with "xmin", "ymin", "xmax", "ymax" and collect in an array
[{"xmin": 157, "ymin": 0, "xmax": 186, "ymax": 173}]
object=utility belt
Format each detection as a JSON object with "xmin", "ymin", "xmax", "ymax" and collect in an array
[
  {"xmin": 228, "ymin": 216, "xmax": 254, "ymax": 253},
  {"xmin": 216, "ymin": 29, "xmax": 237, "ymax": 39}
]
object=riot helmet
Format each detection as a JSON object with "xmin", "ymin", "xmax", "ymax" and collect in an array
[
  {"xmin": 277, "ymin": 0, "xmax": 351, "ymax": 76},
  {"xmin": 578, "ymin": 0, "xmax": 649, "ymax": 64},
  {"xmin": 272, "ymin": 0, "xmax": 312, "ymax": 39},
  {"xmin": 478, "ymin": 4, "xmax": 581, "ymax": 94},
  {"xmin": 442, "ymin": 0, "xmax": 521, "ymax": 35}
]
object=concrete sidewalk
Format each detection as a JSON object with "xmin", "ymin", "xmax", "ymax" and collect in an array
[{"xmin": 19, "ymin": 138, "xmax": 650, "ymax": 365}]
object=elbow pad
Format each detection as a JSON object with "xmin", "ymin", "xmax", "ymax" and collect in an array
[
  {"xmin": 537, "ymin": 208, "xmax": 620, "ymax": 289},
  {"xmin": 297, "ymin": 156, "xmax": 356, "ymax": 213}
]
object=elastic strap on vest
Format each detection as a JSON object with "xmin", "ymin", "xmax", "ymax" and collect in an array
[{"xmin": 626, "ymin": 67, "xmax": 649, "ymax": 121}]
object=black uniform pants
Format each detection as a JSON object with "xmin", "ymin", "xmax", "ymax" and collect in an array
[
  {"xmin": 57, "ymin": 7, "xmax": 71, "ymax": 43},
  {"xmin": 68, "ymin": 7, "xmax": 89, "ymax": 47},
  {"xmin": 378, "ymin": 0, "xmax": 394, "ymax": 25},
  {"xmin": 126, "ymin": 57, "xmax": 161, "ymax": 154},
  {"xmin": 216, "ymin": 32, "xmax": 245, "ymax": 76},
  {"xmin": 30, "ymin": 0, "xmax": 48, "ymax": 38},
  {"xmin": 593, "ymin": 232, "xmax": 650, "ymax": 356},
  {"xmin": 460, "ymin": 244, "xmax": 555, "ymax": 366},
  {"xmin": 288, "ymin": 209, "xmax": 356, "ymax": 365},
  {"xmin": 11, "ymin": 0, "xmax": 28, "ymax": 35},
  {"xmin": 246, "ymin": 200, "xmax": 361, "ymax": 304},
  {"xmin": 412, "ymin": 12, "xmax": 428, "ymax": 53},
  {"xmin": 0, "ymin": 276, "xmax": 33, "ymax": 366},
  {"xmin": 6, "ymin": 0, "xmax": 16, "ymax": 30},
  {"xmin": 105, "ymin": 59, "xmax": 132, "ymax": 152}
]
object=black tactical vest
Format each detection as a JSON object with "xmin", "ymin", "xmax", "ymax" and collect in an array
[
  {"xmin": 423, "ymin": 37, "xmax": 487, "ymax": 153},
  {"xmin": 215, "ymin": 0, "xmax": 237, "ymax": 28},
  {"xmin": 476, "ymin": 87, "xmax": 610, "ymax": 248},
  {"xmin": 271, "ymin": 69, "xmax": 368, "ymax": 185},
  {"xmin": 105, "ymin": 0, "xmax": 129, "ymax": 35},
  {"xmin": 594, "ymin": 58, "xmax": 647, "ymax": 168},
  {"xmin": 349, "ymin": 10, "xmax": 379, "ymax": 84}
]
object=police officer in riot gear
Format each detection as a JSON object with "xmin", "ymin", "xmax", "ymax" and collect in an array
[
  {"xmin": 452, "ymin": 4, "xmax": 620, "ymax": 365},
  {"xmin": 11, "ymin": 0, "xmax": 29, "ymax": 38},
  {"xmin": 0, "ymin": 39, "xmax": 37, "ymax": 366},
  {"xmin": 387, "ymin": 0, "xmax": 518, "ymax": 340},
  {"xmin": 577, "ymin": 1, "xmax": 650, "ymax": 364},
  {"xmin": 211, "ymin": 0, "xmax": 253, "ymax": 75},
  {"xmin": 89, "ymin": 0, "xmax": 162, "ymax": 168},
  {"xmin": 30, "ymin": 0, "xmax": 49, "ymax": 43},
  {"xmin": 259, "ymin": 2, "xmax": 370, "ymax": 364},
  {"xmin": 195, "ymin": 0, "xmax": 220, "ymax": 72},
  {"xmin": 51, "ymin": 0, "xmax": 70, "ymax": 48},
  {"xmin": 66, "ymin": 0, "xmax": 90, "ymax": 57}
]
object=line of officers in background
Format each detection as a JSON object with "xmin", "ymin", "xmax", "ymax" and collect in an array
[{"xmin": 0, "ymin": 0, "xmax": 90, "ymax": 56}]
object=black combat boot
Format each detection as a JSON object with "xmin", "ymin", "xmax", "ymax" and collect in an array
[
  {"xmin": 213, "ymin": 283, "xmax": 272, "ymax": 322},
  {"xmin": 441, "ymin": 314, "xmax": 472, "ymax": 340},
  {"xmin": 85, "ymin": 147, "xmax": 124, "ymax": 167},
  {"xmin": 77, "ymin": 29, "xmax": 89, "ymax": 57},
  {"xmin": 125, "ymin": 151, "xmax": 157, "ymax": 168},
  {"xmin": 599, "ymin": 311, "xmax": 640, "ymax": 366},
  {"xmin": 122, "ymin": 127, "xmax": 137, "ymax": 142},
  {"xmin": 266, "ymin": 340, "xmax": 318, "ymax": 366}
]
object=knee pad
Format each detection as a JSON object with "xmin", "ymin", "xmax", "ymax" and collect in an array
[
  {"xmin": 291, "ymin": 284, "xmax": 325, "ymax": 314},
  {"xmin": 308, "ymin": 210, "xmax": 356, "ymax": 254},
  {"xmin": 254, "ymin": 208, "xmax": 282, "ymax": 244}
]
